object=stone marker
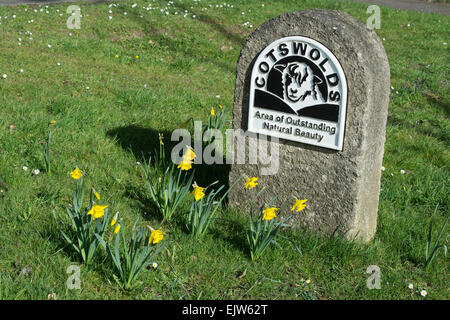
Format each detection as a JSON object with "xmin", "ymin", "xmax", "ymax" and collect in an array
[{"xmin": 228, "ymin": 10, "xmax": 390, "ymax": 242}]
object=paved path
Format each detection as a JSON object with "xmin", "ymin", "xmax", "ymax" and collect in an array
[
  {"xmin": 0, "ymin": 0, "xmax": 105, "ymax": 6},
  {"xmin": 348, "ymin": 0, "xmax": 450, "ymax": 16}
]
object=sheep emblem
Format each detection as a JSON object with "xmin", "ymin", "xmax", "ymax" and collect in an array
[{"xmin": 274, "ymin": 62, "xmax": 325, "ymax": 109}]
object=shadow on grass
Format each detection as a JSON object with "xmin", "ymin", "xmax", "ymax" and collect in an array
[
  {"xmin": 107, "ymin": 124, "xmax": 231, "ymax": 192},
  {"xmin": 209, "ymin": 214, "xmax": 250, "ymax": 258}
]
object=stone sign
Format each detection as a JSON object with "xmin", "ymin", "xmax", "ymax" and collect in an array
[{"xmin": 228, "ymin": 10, "xmax": 390, "ymax": 242}]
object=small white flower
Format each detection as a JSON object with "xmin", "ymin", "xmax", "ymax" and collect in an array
[
  {"xmin": 57, "ymin": 62, "xmax": 61, "ymax": 66},
  {"xmin": 400, "ymin": 170, "xmax": 405, "ymax": 174},
  {"xmin": 132, "ymin": 3, "xmax": 137, "ymax": 8},
  {"xmin": 216, "ymin": 95, "xmax": 220, "ymax": 98},
  {"xmin": 47, "ymin": 44, "xmax": 52, "ymax": 48},
  {"xmin": 390, "ymin": 173, "xmax": 394, "ymax": 176},
  {"xmin": 152, "ymin": 262, "xmax": 158, "ymax": 269},
  {"xmin": 22, "ymin": 166, "xmax": 28, "ymax": 171},
  {"xmin": 408, "ymin": 283, "xmax": 413, "ymax": 290},
  {"xmin": 444, "ymin": 42, "xmax": 447, "ymax": 46},
  {"xmin": 20, "ymin": 69, "xmax": 23, "ymax": 73},
  {"xmin": 33, "ymin": 169, "xmax": 40, "ymax": 175},
  {"xmin": 420, "ymin": 290, "xmax": 427, "ymax": 297},
  {"xmin": 136, "ymin": 161, "xmax": 141, "ymax": 165},
  {"xmin": 305, "ymin": 279, "xmax": 311, "ymax": 284},
  {"xmin": 109, "ymin": 16, "xmax": 112, "ymax": 20},
  {"xmin": 86, "ymin": 86, "xmax": 90, "ymax": 90},
  {"xmin": 2, "ymin": 74, "xmax": 6, "ymax": 79}
]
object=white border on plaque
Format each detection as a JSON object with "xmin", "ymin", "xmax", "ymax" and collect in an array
[{"xmin": 248, "ymin": 36, "xmax": 348, "ymax": 150}]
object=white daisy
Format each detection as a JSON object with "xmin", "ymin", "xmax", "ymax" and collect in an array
[
  {"xmin": 22, "ymin": 166, "xmax": 28, "ymax": 171},
  {"xmin": 408, "ymin": 283, "xmax": 413, "ymax": 290},
  {"xmin": 33, "ymin": 169, "xmax": 40, "ymax": 175},
  {"xmin": 420, "ymin": 290, "xmax": 427, "ymax": 297},
  {"xmin": 152, "ymin": 262, "xmax": 158, "ymax": 269}
]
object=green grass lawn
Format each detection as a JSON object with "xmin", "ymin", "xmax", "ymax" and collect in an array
[{"xmin": 0, "ymin": 0, "xmax": 448, "ymax": 300}]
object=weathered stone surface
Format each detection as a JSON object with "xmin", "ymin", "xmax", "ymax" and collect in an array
[{"xmin": 228, "ymin": 10, "xmax": 390, "ymax": 242}]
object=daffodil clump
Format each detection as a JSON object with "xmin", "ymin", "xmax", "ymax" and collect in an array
[
  {"xmin": 187, "ymin": 179, "xmax": 240, "ymax": 238},
  {"xmin": 207, "ymin": 104, "xmax": 229, "ymax": 132},
  {"xmin": 142, "ymin": 144, "xmax": 194, "ymax": 222},
  {"xmin": 53, "ymin": 168, "xmax": 110, "ymax": 265},
  {"xmin": 96, "ymin": 219, "xmax": 168, "ymax": 290},
  {"xmin": 182, "ymin": 104, "xmax": 231, "ymax": 146},
  {"xmin": 245, "ymin": 178, "xmax": 307, "ymax": 261}
]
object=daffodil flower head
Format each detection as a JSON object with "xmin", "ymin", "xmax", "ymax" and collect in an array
[
  {"xmin": 110, "ymin": 212, "xmax": 119, "ymax": 226},
  {"xmin": 114, "ymin": 223, "xmax": 120, "ymax": 234},
  {"xmin": 158, "ymin": 133, "xmax": 164, "ymax": 145},
  {"xmin": 88, "ymin": 205, "xmax": 108, "ymax": 220},
  {"xmin": 291, "ymin": 198, "xmax": 308, "ymax": 212},
  {"xmin": 92, "ymin": 188, "xmax": 101, "ymax": 200},
  {"xmin": 262, "ymin": 207, "xmax": 278, "ymax": 221},
  {"xmin": 177, "ymin": 158, "xmax": 192, "ymax": 171},
  {"xmin": 70, "ymin": 167, "xmax": 83, "ymax": 180},
  {"xmin": 244, "ymin": 177, "xmax": 258, "ymax": 190},
  {"xmin": 218, "ymin": 104, "xmax": 223, "ymax": 109},
  {"xmin": 147, "ymin": 226, "xmax": 165, "ymax": 245},
  {"xmin": 184, "ymin": 146, "xmax": 196, "ymax": 161},
  {"xmin": 192, "ymin": 182, "xmax": 206, "ymax": 201},
  {"xmin": 210, "ymin": 107, "xmax": 215, "ymax": 116}
]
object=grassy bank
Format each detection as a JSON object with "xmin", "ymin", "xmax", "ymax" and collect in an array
[{"xmin": 0, "ymin": 0, "xmax": 448, "ymax": 299}]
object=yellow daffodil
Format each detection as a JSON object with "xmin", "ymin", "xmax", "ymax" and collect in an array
[
  {"xmin": 70, "ymin": 168, "xmax": 83, "ymax": 180},
  {"xmin": 114, "ymin": 223, "xmax": 120, "ymax": 234},
  {"xmin": 148, "ymin": 228, "xmax": 165, "ymax": 245},
  {"xmin": 192, "ymin": 182, "xmax": 206, "ymax": 201},
  {"xmin": 244, "ymin": 177, "xmax": 258, "ymax": 190},
  {"xmin": 158, "ymin": 133, "xmax": 164, "ymax": 145},
  {"xmin": 49, "ymin": 120, "xmax": 56, "ymax": 126},
  {"xmin": 210, "ymin": 107, "xmax": 215, "ymax": 116},
  {"xmin": 218, "ymin": 104, "xmax": 223, "ymax": 109},
  {"xmin": 135, "ymin": 55, "xmax": 139, "ymax": 59},
  {"xmin": 177, "ymin": 159, "xmax": 192, "ymax": 171},
  {"xmin": 110, "ymin": 212, "xmax": 119, "ymax": 226},
  {"xmin": 92, "ymin": 188, "xmax": 101, "ymax": 200},
  {"xmin": 88, "ymin": 205, "xmax": 108, "ymax": 220},
  {"xmin": 184, "ymin": 146, "xmax": 196, "ymax": 161},
  {"xmin": 291, "ymin": 199, "xmax": 308, "ymax": 212},
  {"xmin": 115, "ymin": 54, "xmax": 119, "ymax": 58},
  {"xmin": 262, "ymin": 207, "xmax": 278, "ymax": 221}
]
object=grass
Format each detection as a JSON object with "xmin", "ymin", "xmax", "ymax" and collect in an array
[{"xmin": 0, "ymin": 0, "xmax": 448, "ymax": 300}]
